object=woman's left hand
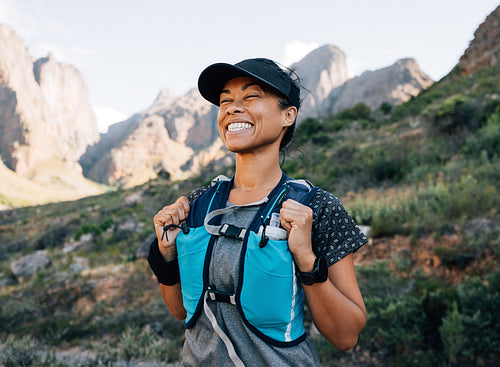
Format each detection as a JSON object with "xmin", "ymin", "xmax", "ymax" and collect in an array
[{"xmin": 280, "ymin": 199, "xmax": 316, "ymax": 272}]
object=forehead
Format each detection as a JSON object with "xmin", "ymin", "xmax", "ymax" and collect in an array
[{"xmin": 221, "ymin": 76, "xmax": 265, "ymax": 92}]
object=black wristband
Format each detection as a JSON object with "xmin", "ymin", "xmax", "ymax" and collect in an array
[{"xmin": 147, "ymin": 238, "xmax": 180, "ymax": 286}]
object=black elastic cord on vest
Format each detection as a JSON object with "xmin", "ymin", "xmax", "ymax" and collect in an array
[
  {"xmin": 259, "ymin": 216, "xmax": 269, "ymax": 248},
  {"xmin": 161, "ymin": 222, "xmax": 190, "ymax": 242}
]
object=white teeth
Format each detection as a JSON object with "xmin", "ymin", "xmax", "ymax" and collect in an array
[{"xmin": 228, "ymin": 122, "xmax": 252, "ymax": 132}]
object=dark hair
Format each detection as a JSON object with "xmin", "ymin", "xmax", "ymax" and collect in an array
[{"xmin": 276, "ymin": 66, "xmax": 301, "ymax": 151}]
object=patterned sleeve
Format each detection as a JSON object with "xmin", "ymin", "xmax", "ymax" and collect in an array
[{"xmin": 309, "ymin": 188, "xmax": 368, "ymax": 266}]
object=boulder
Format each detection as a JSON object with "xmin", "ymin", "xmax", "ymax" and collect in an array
[{"xmin": 11, "ymin": 250, "xmax": 51, "ymax": 280}]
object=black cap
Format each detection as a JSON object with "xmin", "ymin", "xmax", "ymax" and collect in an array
[{"xmin": 198, "ymin": 58, "xmax": 300, "ymax": 108}]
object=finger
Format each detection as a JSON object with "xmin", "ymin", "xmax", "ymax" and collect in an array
[
  {"xmin": 176, "ymin": 196, "xmax": 190, "ymax": 216},
  {"xmin": 154, "ymin": 209, "xmax": 177, "ymax": 227}
]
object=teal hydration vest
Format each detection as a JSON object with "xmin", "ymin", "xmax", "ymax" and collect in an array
[{"xmin": 176, "ymin": 173, "xmax": 318, "ymax": 347}]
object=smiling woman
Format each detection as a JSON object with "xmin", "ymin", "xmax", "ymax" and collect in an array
[{"xmin": 147, "ymin": 58, "xmax": 368, "ymax": 366}]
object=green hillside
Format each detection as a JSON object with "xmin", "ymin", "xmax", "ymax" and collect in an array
[{"xmin": 0, "ymin": 63, "xmax": 499, "ymax": 366}]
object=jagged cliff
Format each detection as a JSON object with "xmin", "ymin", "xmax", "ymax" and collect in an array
[
  {"xmin": 80, "ymin": 88, "xmax": 226, "ymax": 186},
  {"xmin": 458, "ymin": 5, "xmax": 500, "ymax": 75},
  {"xmin": 0, "ymin": 24, "xmax": 99, "ymax": 176},
  {"xmin": 327, "ymin": 58, "xmax": 434, "ymax": 114},
  {"xmin": 291, "ymin": 45, "xmax": 349, "ymax": 119},
  {"xmin": 0, "ymin": 24, "xmax": 104, "ymax": 207}
]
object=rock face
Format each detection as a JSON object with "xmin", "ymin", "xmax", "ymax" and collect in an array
[
  {"xmin": 291, "ymin": 45, "xmax": 349, "ymax": 119},
  {"xmin": 0, "ymin": 24, "xmax": 98, "ymax": 176},
  {"xmin": 326, "ymin": 58, "xmax": 434, "ymax": 114},
  {"xmin": 458, "ymin": 5, "xmax": 500, "ymax": 75},
  {"xmin": 80, "ymin": 88, "xmax": 226, "ymax": 186},
  {"xmin": 289, "ymin": 46, "xmax": 432, "ymax": 119},
  {"xmin": 11, "ymin": 250, "xmax": 51, "ymax": 280}
]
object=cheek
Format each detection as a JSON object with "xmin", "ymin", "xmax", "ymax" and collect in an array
[{"xmin": 217, "ymin": 111, "xmax": 228, "ymax": 141}]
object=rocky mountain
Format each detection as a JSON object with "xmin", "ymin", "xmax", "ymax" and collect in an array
[
  {"xmin": 80, "ymin": 88, "xmax": 227, "ymax": 186},
  {"xmin": 326, "ymin": 58, "xmax": 434, "ymax": 114},
  {"xmin": 0, "ymin": 24, "xmax": 99, "ymax": 176},
  {"xmin": 291, "ymin": 45, "xmax": 349, "ymax": 119},
  {"xmin": 458, "ymin": 5, "xmax": 500, "ymax": 75},
  {"xmin": 0, "ymin": 24, "xmax": 105, "ymax": 207},
  {"xmin": 291, "ymin": 46, "xmax": 433, "ymax": 119}
]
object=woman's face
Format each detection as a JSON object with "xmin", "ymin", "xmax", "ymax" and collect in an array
[{"xmin": 217, "ymin": 76, "xmax": 296, "ymax": 155}]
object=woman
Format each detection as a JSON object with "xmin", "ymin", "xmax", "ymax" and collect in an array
[{"xmin": 148, "ymin": 58, "xmax": 367, "ymax": 366}]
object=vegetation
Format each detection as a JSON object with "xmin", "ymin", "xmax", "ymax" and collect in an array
[{"xmin": 1, "ymin": 62, "xmax": 499, "ymax": 366}]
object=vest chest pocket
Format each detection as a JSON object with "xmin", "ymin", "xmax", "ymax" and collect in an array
[
  {"xmin": 177, "ymin": 226, "xmax": 212, "ymax": 321},
  {"xmin": 240, "ymin": 231, "xmax": 305, "ymax": 341}
]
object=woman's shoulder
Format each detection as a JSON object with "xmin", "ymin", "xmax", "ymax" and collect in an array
[
  {"xmin": 187, "ymin": 185, "xmax": 211, "ymax": 203},
  {"xmin": 308, "ymin": 187, "xmax": 343, "ymax": 212}
]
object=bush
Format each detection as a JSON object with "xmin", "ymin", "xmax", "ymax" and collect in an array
[
  {"xmin": 430, "ymin": 94, "xmax": 479, "ymax": 135},
  {"xmin": 74, "ymin": 216, "xmax": 113, "ymax": 241},
  {"xmin": 456, "ymin": 272, "xmax": 500, "ymax": 362},
  {"xmin": 0, "ymin": 334, "xmax": 40, "ymax": 367},
  {"xmin": 439, "ymin": 302, "xmax": 464, "ymax": 365},
  {"xmin": 0, "ymin": 299, "xmax": 38, "ymax": 333},
  {"xmin": 379, "ymin": 102, "xmax": 393, "ymax": 114},
  {"xmin": 337, "ymin": 102, "xmax": 372, "ymax": 120},
  {"xmin": 363, "ymin": 295, "xmax": 427, "ymax": 362},
  {"xmin": 464, "ymin": 112, "xmax": 500, "ymax": 159},
  {"xmin": 95, "ymin": 326, "xmax": 180, "ymax": 364}
]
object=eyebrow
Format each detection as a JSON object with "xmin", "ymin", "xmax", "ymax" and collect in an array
[{"xmin": 221, "ymin": 82, "xmax": 261, "ymax": 95}]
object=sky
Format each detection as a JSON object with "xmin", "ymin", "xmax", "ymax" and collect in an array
[{"xmin": 0, "ymin": 0, "xmax": 498, "ymax": 133}]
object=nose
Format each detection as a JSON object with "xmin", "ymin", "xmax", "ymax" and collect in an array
[{"xmin": 225, "ymin": 99, "xmax": 245, "ymax": 114}]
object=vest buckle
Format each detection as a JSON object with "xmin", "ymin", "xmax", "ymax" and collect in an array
[{"xmin": 219, "ymin": 224, "xmax": 246, "ymax": 240}]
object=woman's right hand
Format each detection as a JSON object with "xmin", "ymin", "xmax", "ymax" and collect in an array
[{"xmin": 153, "ymin": 196, "xmax": 190, "ymax": 261}]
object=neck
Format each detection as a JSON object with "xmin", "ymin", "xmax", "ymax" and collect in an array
[{"xmin": 229, "ymin": 150, "xmax": 283, "ymax": 204}]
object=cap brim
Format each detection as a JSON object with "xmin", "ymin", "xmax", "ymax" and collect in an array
[{"xmin": 197, "ymin": 62, "xmax": 287, "ymax": 106}]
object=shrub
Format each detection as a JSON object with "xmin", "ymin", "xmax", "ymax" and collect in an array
[
  {"xmin": 379, "ymin": 101, "xmax": 393, "ymax": 114},
  {"xmin": 95, "ymin": 326, "xmax": 181, "ymax": 364},
  {"xmin": 0, "ymin": 299, "xmax": 38, "ymax": 333},
  {"xmin": 74, "ymin": 216, "xmax": 113, "ymax": 241},
  {"xmin": 456, "ymin": 272, "xmax": 500, "ymax": 362},
  {"xmin": 295, "ymin": 118, "xmax": 323, "ymax": 145},
  {"xmin": 464, "ymin": 112, "xmax": 500, "ymax": 159},
  {"xmin": 337, "ymin": 102, "xmax": 372, "ymax": 121},
  {"xmin": 0, "ymin": 334, "xmax": 40, "ymax": 367},
  {"xmin": 430, "ymin": 94, "xmax": 478, "ymax": 135},
  {"xmin": 439, "ymin": 302, "xmax": 464, "ymax": 365}
]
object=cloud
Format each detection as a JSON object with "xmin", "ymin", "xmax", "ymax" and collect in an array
[
  {"xmin": 283, "ymin": 40, "xmax": 319, "ymax": 66},
  {"xmin": 93, "ymin": 106, "xmax": 128, "ymax": 133}
]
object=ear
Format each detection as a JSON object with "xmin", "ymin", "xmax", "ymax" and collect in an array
[{"xmin": 282, "ymin": 106, "xmax": 297, "ymax": 126}]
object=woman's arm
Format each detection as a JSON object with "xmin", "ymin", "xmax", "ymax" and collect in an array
[
  {"xmin": 160, "ymin": 283, "xmax": 186, "ymax": 320},
  {"xmin": 152, "ymin": 196, "xmax": 190, "ymax": 319},
  {"xmin": 303, "ymin": 254, "xmax": 366, "ymax": 351},
  {"xmin": 280, "ymin": 198, "xmax": 367, "ymax": 350}
]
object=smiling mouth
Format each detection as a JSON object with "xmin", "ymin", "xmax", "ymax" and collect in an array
[{"xmin": 227, "ymin": 122, "xmax": 252, "ymax": 132}]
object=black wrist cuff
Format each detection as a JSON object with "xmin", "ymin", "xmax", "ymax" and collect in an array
[{"xmin": 147, "ymin": 238, "xmax": 180, "ymax": 286}]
